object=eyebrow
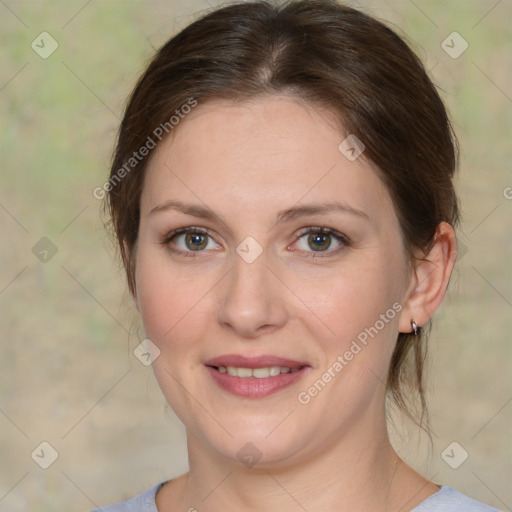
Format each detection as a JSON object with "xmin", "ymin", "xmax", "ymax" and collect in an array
[
  {"xmin": 149, "ymin": 200, "xmax": 369, "ymax": 223},
  {"xmin": 149, "ymin": 200, "xmax": 221, "ymax": 221},
  {"xmin": 276, "ymin": 202, "xmax": 369, "ymax": 223}
]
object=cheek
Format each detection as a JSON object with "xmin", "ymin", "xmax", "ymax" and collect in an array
[
  {"xmin": 134, "ymin": 251, "xmax": 215, "ymax": 416},
  {"xmin": 135, "ymin": 247, "xmax": 208, "ymax": 349},
  {"xmin": 289, "ymin": 261, "xmax": 404, "ymax": 407},
  {"xmin": 294, "ymin": 272, "xmax": 402, "ymax": 422},
  {"xmin": 138, "ymin": 285, "xmax": 209, "ymax": 354},
  {"xmin": 293, "ymin": 260, "xmax": 401, "ymax": 341}
]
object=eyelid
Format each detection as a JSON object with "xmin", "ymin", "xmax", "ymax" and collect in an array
[
  {"xmin": 295, "ymin": 226, "xmax": 349, "ymax": 242},
  {"xmin": 161, "ymin": 226, "xmax": 221, "ymax": 255},
  {"xmin": 160, "ymin": 226, "xmax": 350, "ymax": 257},
  {"xmin": 290, "ymin": 227, "xmax": 350, "ymax": 257},
  {"xmin": 161, "ymin": 226, "xmax": 210, "ymax": 243}
]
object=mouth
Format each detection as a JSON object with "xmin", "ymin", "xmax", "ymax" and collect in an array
[
  {"xmin": 204, "ymin": 354, "xmax": 311, "ymax": 398},
  {"xmin": 215, "ymin": 365, "xmax": 301, "ymax": 378}
]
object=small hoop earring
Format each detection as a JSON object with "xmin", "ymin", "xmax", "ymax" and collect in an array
[{"xmin": 411, "ymin": 320, "xmax": 419, "ymax": 335}]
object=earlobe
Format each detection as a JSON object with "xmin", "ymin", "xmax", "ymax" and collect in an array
[{"xmin": 398, "ymin": 222, "xmax": 457, "ymax": 333}]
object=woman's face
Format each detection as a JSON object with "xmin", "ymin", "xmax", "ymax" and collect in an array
[{"xmin": 135, "ymin": 95, "xmax": 413, "ymax": 466}]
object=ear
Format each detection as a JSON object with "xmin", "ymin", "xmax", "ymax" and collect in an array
[{"xmin": 398, "ymin": 222, "xmax": 457, "ymax": 333}]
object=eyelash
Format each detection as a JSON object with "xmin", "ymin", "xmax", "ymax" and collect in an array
[
  {"xmin": 294, "ymin": 227, "xmax": 350, "ymax": 258},
  {"xmin": 160, "ymin": 226, "xmax": 350, "ymax": 258},
  {"xmin": 160, "ymin": 227, "xmax": 212, "ymax": 258}
]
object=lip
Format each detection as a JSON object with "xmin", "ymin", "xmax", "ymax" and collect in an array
[{"xmin": 204, "ymin": 354, "xmax": 311, "ymax": 398}]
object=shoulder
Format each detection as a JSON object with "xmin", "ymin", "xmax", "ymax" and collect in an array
[
  {"xmin": 88, "ymin": 482, "xmax": 166, "ymax": 512},
  {"xmin": 412, "ymin": 486, "xmax": 502, "ymax": 512}
]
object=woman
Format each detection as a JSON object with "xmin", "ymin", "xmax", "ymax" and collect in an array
[{"xmin": 93, "ymin": 1, "xmax": 499, "ymax": 510}]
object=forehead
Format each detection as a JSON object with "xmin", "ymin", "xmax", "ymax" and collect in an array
[{"xmin": 141, "ymin": 95, "xmax": 394, "ymax": 225}]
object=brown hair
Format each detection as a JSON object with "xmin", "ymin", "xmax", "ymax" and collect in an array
[{"xmin": 104, "ymin": 0, "xmax": 459, "ymax": 425}]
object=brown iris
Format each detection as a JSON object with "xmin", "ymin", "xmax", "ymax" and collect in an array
[
  {"xmin": 185, "ymin": 232, "xmax": 208, "ymax": 251},
  {"xmin": 308, "ymin": 233, "xmax": 331, "ymax": 251}
]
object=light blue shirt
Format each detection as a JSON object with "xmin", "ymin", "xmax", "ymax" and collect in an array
[{"xmin": 90, "ymin": 483, "xmax": 501, "ymax": 511}]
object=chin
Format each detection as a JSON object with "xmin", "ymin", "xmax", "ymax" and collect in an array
[{"xmin": 190, "ymin": 415, "xmax": 314, "ymax": 470}]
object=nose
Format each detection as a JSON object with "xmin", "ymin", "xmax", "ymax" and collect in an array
[{"xmin": 216, "ymin": 253, "xmax": 289, "ymax": 338}]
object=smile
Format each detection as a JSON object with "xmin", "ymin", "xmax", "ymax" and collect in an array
[
  {"xmin": 217, "ymin": 365, "xmax": 299, "ymax": 378},
  {"xmin": 204, "ymin": 354, "xmax": 311, "ymax": 398}
]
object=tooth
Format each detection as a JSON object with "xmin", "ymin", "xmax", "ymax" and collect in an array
[
  {"xmin": 268, "ymin": 366, "xmax": 280, "ymax": 376},
  {"xmin": 252, "ymin": 367, "xmax": 271, "ymax": 378},
  {"xmin": 237, "ymin": 367, "xmax": 253, "ymax": 378},
  {"xmin": 221, "ymin": 366, "xmax": 296, "ymax": 378}
]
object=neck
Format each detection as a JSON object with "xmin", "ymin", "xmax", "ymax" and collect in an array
[{"xmin": 160, "ymin": 413, "xmax": 436, "ymax": 512}]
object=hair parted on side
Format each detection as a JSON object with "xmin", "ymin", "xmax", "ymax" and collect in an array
[{"xmin": 104, "ymin": 0, "xmax": 459, "ymax": 427}]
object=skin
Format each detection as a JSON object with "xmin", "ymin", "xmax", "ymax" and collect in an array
[{"xmin": 132, "ymin": 95, "xmax": 457, "ymax": 511}]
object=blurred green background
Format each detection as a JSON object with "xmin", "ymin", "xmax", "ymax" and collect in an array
[{"xmin": 1, "ymin": 1, "xmax": 510, "ymax": 511}]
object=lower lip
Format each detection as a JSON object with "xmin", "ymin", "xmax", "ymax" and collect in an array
[{"xmin": 206, "ymin": 366, "xmax": 309, "ymax": 398}]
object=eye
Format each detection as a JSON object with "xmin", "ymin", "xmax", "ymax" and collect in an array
[
  {"xmin": 162, "ymin": 227, "xmax": 220, "ymax": 253},
  {"xmin": 291, "ymin": 227, "xmax": 348, "ymax": 255}
]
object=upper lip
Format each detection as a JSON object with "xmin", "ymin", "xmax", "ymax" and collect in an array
[{"xmin": 204, "ymin": 354, "xmax": 309, "ymax": 369}]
